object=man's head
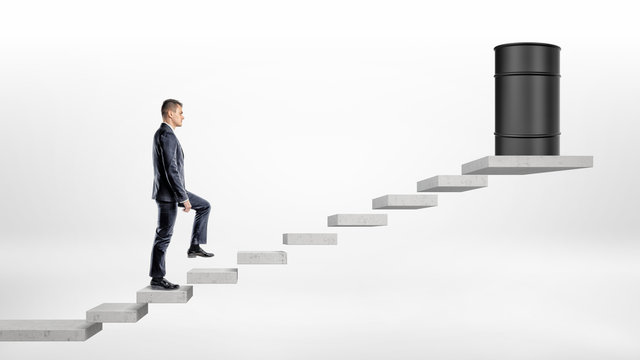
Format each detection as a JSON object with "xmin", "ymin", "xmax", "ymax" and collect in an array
[{"xmin": 161, "ymin": 99, "xmax": 184, "ymax": 128}]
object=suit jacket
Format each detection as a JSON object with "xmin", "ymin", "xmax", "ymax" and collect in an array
[{"xmin": 152, "ymin": 123, "xmax": 188, "ymax": 203}]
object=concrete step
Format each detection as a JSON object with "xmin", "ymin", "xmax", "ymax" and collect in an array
[
  {"xmin": 238, "ymin": 251, "xmax": 287, "ymax": 264},
  {"xmin": 328, "ymin": 214, "xmax": 387, "ymax": 227},
  {"xmin": 283, "ymin": 233, "xmax": 338, "ymax": 245},
  {"xmin": 417, "ymin": 175, "xmax": 488, "ymax": 192},
  {"xmin": 0, "ymin": 320, "xmax": 102, "ymax": 341},
  {"xmin": 372, "ymin": 194, "xmax": 437, "ymax": 209},
  {"xmin": 86, "ymin": 303, "xmax": 148, "ymax": 323},
  {"xmin": 462, "ymin": 155, "xmax": 594, "ymax": 175},
  {"xmin": 187, "ymin": 268, "xmax": 238, "ymax": 284},
  {"xmin": 136, "ymin": 285, "xmax": 193, "ymax": 303}
]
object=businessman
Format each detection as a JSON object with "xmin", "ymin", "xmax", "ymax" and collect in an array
[{"xmin": 150, "ymin": 99, "xmax": 214, "ymax": 290}]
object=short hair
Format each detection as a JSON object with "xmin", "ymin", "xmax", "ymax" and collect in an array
[{"xmin": 161, "ymin": 99, "xmax": 183, "ymax": 118}]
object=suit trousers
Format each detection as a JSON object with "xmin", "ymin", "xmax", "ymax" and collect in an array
[{"xmin": 149, "ymin": 191, "xmax": 211, "ymax": 278}]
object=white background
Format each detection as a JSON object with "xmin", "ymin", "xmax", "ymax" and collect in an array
[{"xmin": 1, "ymin": 0, "xmax": 639, "ymax": 359}]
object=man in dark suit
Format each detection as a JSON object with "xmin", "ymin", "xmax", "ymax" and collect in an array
[{"xmin": 150, "ymin": 99, "xmax": 214, "ymax": 290}]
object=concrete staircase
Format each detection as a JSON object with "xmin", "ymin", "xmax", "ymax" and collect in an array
[{"xmin": 0, "ymin": 155, "xmax": 593, "ymax": 341}]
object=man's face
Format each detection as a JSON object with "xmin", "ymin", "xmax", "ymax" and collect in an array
[{"xmin": 169, "ymin": 105, "xmax": 184, "ymax": 127}]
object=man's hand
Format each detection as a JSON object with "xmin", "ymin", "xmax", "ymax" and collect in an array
[{"xmin": 182, "ymin": 200, "xmax": 192, "ymax": 213}]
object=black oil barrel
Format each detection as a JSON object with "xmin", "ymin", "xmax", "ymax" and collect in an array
[{"xmin": 495, "ymin": 42, "xmax": 561, "ymax": 155}]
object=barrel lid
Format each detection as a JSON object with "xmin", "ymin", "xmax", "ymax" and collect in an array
[
  {"xmin": 494, "ymin": 42, "xmax": 561, "ymax": 51},
  {"xmin": 495, "ymin": 42, "xmax": 560, "ymax": 75}
]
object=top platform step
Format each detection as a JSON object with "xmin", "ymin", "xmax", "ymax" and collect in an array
[{"xmin": 462, "ymin": 156, "xmax": 593, "ymax": 175}]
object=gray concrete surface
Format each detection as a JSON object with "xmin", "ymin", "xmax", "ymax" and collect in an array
[
  {"xmin": 372, "ymin": 194, "xmax": 438, "ymax": 209},
  {"xmin": 237, "ymin": 251, "xmax": 288, "ymax": 264},
  {"xmin": 327, "ymin": 214, "xmax": 388, "ymax": 227},
  {"xmin": 86, "ymin": 303, "xmax": 148, "ymax": 323},
  {"xmin": 283, "ymin": 233, "xmax": 338, "ymax": 245},
  {"xmin": 187, "ymin": 268, "xmax": 239, "ymax": 284},
  {"xmin": 0, "ymin": 320, "xmax": 102, "ymax": 341},
  {"xmin": 136, "ymin": 286, "xmax": 193, "ymax": 303},
  {"xmin": 417, "ymin": 175, "xmax": 488, "ymax": 192},
  {"xmin": 461, "ymin": 155, "xmax": 594, "ymax": 175}
]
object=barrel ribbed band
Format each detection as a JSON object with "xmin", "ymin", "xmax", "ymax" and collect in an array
[
  {"xmin": 495, "ymin": 73, "xmax": 560, "ymax": 77},
  {"xmin": 494, "ymin": 132, "xmax": 561, "ymax": 138}
]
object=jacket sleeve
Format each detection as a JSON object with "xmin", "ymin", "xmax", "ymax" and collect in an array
[{"xmin": 158, "ymin": 132, "xmax": 189, "ymax": 202}]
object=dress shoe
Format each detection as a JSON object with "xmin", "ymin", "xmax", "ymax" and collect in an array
[
  {"xmin": 188, "ymin": 246, "xmax": 214, "ymax": 258},
  {"xmin": 150, "ymin": 277, "xmax": 180, "ymax": 290}
]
